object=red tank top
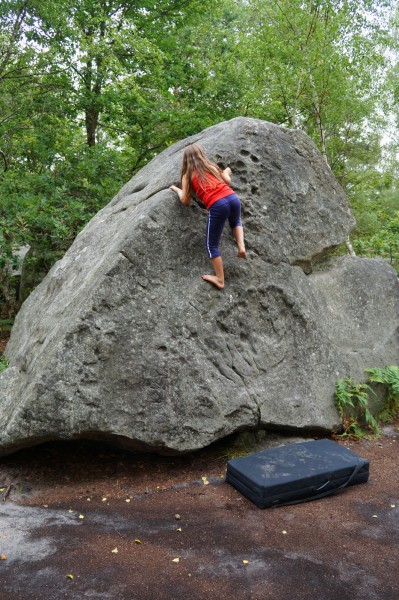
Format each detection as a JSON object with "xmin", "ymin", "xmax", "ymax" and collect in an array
[{"xmin": 191, "ymin": 172, "xmax": 234, "ymax": 210}]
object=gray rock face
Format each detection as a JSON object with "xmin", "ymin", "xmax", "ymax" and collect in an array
[{"xmin": 1, "ymin": 117, "xmax": 398, "ymax": 456}]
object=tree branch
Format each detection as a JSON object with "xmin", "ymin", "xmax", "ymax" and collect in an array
[
  {"xmin": 0, "ymin": 0, "xmax": 30, "ymax": 79},
  {"xmin": 0, "ymin": 150, "xmax": 8, "ymax": 172}
]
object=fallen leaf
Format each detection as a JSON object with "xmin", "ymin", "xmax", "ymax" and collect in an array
[
  {"xmin": 78, "ymin": 515, "xmax": 84, "ymax": 520},
  {"xmin": 0, "ymin": 488, "xmax": 4, "ymax": 492},
  {"xmin": 111, "ymin": 547, "xmax": 118, "ymax": 554},
  {"xmin": 1, "ymin": 554, "xmax": 6, "ymax": 561},
  {"xmin": 134, "ymin": 539, "xmax": 142, "ymax": 544},
  {"xmin": 125, "ymin": 499, "xmax": 131, "ymax": 503},
  {"xmin": 43, "ymin": 505, "xmax": 48, "ymax": 508},
  {"xmin": 102, "ymin": 497, "xmax": 107, "ymax": 502},
  {"xmin": 201, "ymin": 477, "xmax": 209, "ymax": 485},
  {"xmin": 390, "ymin": 504, "xmax": 396, "ymax": 508},
  {"xmin": 66, "ymin": 574, "xmax": 74, "ymax": 580},
  {"xmin": 176, "ymin": 528, "xmax": 182, "ymax": 532},
  {"xmin": 68, "ymin": 509, "xmax": 73, "ymax": 513},
  {"xmin": 243, "ymin": 560, "xmax": 249, "ymax": 565},
  {"xmin": 86, "ymin": 498, "xmax": 91, "ymax": 502},
  {"xmin": 172, "ymin": 558, "xmax": 180, "ymax": 563},
  {"xmin": 175, "ymin": 514, "xmax": 181, "ymax": 520},
  {"xmin": 282, "ymin": 530, "xmax": 288, "ymax": 535}
]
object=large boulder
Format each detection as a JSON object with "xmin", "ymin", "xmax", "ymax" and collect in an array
[{"xmin": 1, "ymin": 117, "xmax": 398, "ymax": 456}]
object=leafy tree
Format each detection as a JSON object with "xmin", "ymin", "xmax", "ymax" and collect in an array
[
  {"xmin": 239, "ymin": 0, "xmax": 390, "ymax": 174},
  {"xmin": 23, "ymin": 0, "xmax": 223, "ymax": 153}
]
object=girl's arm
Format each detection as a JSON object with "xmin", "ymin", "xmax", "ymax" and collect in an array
[
  {"xmin": 170, "ymin": 174, "xmax": 191, "ymax": 205},
  {"xmin": 220, "ymin": 167, "xmax": 232, "ymax": 184}
]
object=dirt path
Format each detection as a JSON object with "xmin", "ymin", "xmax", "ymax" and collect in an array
[
  {"xmin": 0, "ymin": 425, "xmax": 398, "ymax": 600},
  {"xmin": 0, "ymin": 337, "xmax": 7, "ymax": 355}
]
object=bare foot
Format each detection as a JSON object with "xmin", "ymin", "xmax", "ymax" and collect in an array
[
  {"xmin": 202, "ymin": 275, "xmax": 224, "ymax": 289},
  {"xmin": 237, "ymin": 246, "xmax": 247, "ymax": 259}
]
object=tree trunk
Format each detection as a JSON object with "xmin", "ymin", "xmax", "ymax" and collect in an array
[
  {"xmin": 83, "ymin": 22, "xmax": 104, "ymax": 147},
  {"xmin": 291, "ymin": 75, "xmax": 303, "ymax": 128},
  {"xmin": 308, "ymin": 73, "xmax": 328, "ymax": 164},
  {"xmin": 345, "ymin": 238, "xmax": 356, "ymax": 257},
  {"xmin": 85, "ymin": 107, "xmax": 98, "ymax": 147},
  {"xmin": 0, "ymin": 150, "xmax": 8, "ymax": 172}
]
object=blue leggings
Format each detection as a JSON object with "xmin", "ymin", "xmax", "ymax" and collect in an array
[{"xmin": 205, "ymin": 194, "xmax": 242, "ymax": 259}]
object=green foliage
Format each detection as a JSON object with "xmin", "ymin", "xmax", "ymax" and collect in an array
[
  {"xmin": 239, "ymin": 0, "xmax": 390, "ymax": 169},
  {"xmin": 352, "ymin": 227, "xmax": 399, "ymax": 274},
  {"xmin": 335, "ymin": 378, "xmax": 380, "ymax": 437},
  {"xmin": 0, "ymin": 319, "xmax": 13, "ymax": 333},
  {"xmin": 0, "ymin": 142, "xmax": 128, "ymax": 314},
  {"xmin": 0, "ymin": 356, "xmax": 9, "ymax": 373},
  {"xmin": 350, "ymin": 184, "xmax": 399, "ymax": 273},
  {"xmin": 335, "ymin": 366, "xmax": 399, "ymax": 438}
]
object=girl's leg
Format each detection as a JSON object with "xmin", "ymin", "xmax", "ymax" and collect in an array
[
  {"xmin": 202, "ymin": 256, "xmax": 224, "ymax": 289},
  {"xmin": 227, "ymin": 194, "xmax": 246, "ymax": 258},
  {"xmin": 233, "ymin": 226, "xmax": 246, "ymax": 258},
  {"xmin": 203, "ymin": 200, "xmax": 228, "ymax": 289}
]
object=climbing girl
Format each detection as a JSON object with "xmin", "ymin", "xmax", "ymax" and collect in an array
[{"xmin": 170, "ymin": 144, "xmax": 246, "ymax": 290}]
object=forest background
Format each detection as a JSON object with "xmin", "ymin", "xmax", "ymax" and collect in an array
[{"xmin": 0, "ymin": 0, "xmax": 398, "ymax": 319}]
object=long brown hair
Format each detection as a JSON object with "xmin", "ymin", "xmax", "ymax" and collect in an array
[{"xmin": 181, "ymin": 144, "xmax": 224, "ymax": 196}]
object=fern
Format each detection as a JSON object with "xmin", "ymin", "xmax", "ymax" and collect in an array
[
  {"xmin": 365, "ymin": 366, "xmax": 399, "ymax": 422},
  {"xmin": 335, "ymin": 378, "xmax": 355, "ymax": 419},
  {"xmin": 334, "ymin": 378, "xmax": 380, "ymax": 437},
  {"xmin": 365, "ymin": 366, "xmax": 399, "ymax": 397},
  {"xmin": 335, "ymin": 366, "xmax": 399, "ymax": 437}
]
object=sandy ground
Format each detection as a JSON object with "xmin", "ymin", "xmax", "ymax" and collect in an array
[{"xmin": 0, "ymin": 424, "xmax": 398, "ymax": 600}]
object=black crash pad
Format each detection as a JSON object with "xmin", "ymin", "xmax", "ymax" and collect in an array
[{"xmin": 226, "ymin": 439, "xmax": 369, "ymax": 508}]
